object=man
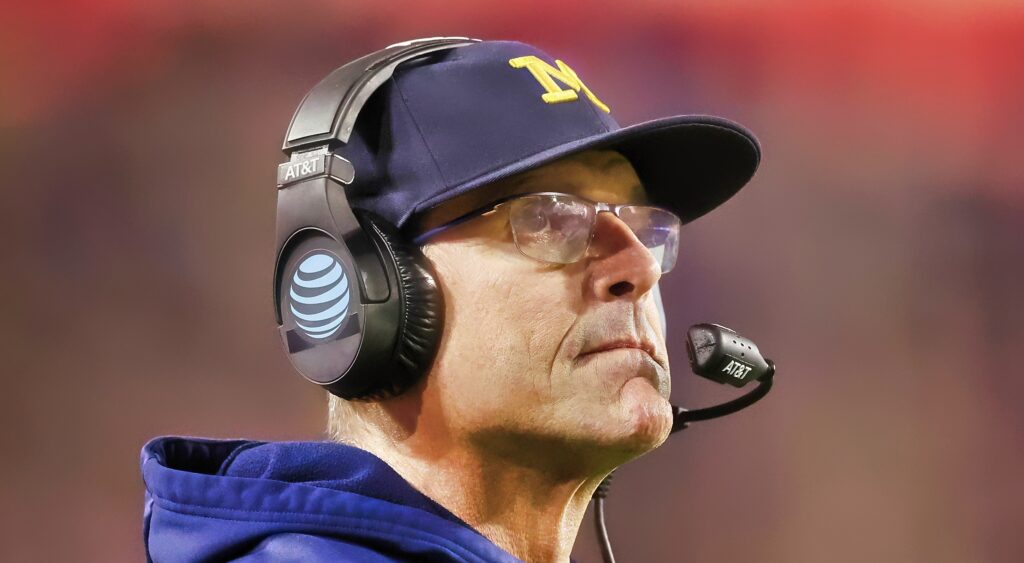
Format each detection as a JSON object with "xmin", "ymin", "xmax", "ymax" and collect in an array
[{"xmin": 141, "ymin": 39, "xmax": 759, "ymax": 562}]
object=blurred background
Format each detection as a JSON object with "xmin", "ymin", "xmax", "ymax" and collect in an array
[{"xmin": 2, "ymin": 0, "xmax": 1022, "ymax": 561}]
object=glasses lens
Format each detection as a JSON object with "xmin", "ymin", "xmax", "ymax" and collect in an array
[
  {"xmin": 508, "ymin": 194, "xmax": 595, "ymax": 264},
  {"xmin": 616, "ymin": 206, "xmax": 681, "ymax": 273}
]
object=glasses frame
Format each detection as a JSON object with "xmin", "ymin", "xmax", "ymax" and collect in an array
[{"xmin": 411, "ymin": 191, "xmax": 680, "ymax": 270}]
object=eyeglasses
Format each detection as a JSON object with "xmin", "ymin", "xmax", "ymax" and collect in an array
[{"xmin": 412, "ymin": 192, "xmax": 681, "ymax": 273}]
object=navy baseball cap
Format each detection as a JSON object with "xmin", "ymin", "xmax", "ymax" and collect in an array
[{"xmin": 339, "ymin": 39, "xmax": 761, "ymax": 230}]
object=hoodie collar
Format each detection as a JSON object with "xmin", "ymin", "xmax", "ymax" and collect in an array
[{"xmin": 141, "ymin": 436, "xmax": 520, "ymax": 562}]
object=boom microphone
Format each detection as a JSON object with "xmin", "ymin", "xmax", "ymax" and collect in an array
[{"xmin": 671, "ymin": 323, "xmax": 776, "ymax": 432}]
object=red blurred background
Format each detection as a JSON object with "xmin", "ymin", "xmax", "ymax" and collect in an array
[{"xmin": 3, "ymin": 1, "xmax": 1022, "ymax": 561}]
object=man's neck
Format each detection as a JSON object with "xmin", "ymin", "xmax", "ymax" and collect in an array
[
  {"xmin": 341, "ymin": 403, "xmax": 606, "ymax": 563},
  {"xmin": 388, "ymin": 445, "xmax": 602, "ymax": 562}
]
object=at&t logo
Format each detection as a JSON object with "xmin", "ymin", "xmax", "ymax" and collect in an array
[{"xmin": 289, "ymin": 252, "xmax": 351, "ymax": 340}]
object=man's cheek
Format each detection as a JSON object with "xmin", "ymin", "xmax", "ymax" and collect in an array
[
  {"xmin": 643, "ymin": 290, "xmax": 667, "ymax": 343},
  {"xmin": 511, "ymin": 280, "xmax": 576, "ymax": 348}
]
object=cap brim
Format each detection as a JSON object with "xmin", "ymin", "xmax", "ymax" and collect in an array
[
  {"xmin": 412, "ymin": 115, "xmax": 760, "ymax": 226},
  {"xmin": 607, "ymin": 115, "xmax": 761, "ymax": 223}
]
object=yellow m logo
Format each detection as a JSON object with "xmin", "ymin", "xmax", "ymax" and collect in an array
[{"xmin": 508, "ymin": 56, "xmax": 611, "ymax": 113}]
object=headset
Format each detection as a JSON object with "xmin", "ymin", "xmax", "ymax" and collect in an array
[
  {"xmin": 273, "ymin": 37, "xmax": 480, "ymax": 400},
  {"xmin": 274, "ymin": 37, "xmax": 776, "ymax": 563}
]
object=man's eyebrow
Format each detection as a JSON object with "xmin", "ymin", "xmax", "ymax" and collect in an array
[
  {"xmin": 600, "ymin": 155, "xmax": 630, "ymax": 172},
  {"xmin": 505, "ymin": 172, "xmax": 540, "ymax": 192},
  {"xmin": 505, "ymin": 174, "xmax": 648, "ymax": 204}
]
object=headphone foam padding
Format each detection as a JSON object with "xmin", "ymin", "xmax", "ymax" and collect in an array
[{"xmin": 354, "ymin": 210, "xmax": 444, "ymax": 400}]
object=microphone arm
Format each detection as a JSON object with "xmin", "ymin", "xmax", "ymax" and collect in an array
[{"xmin": 671, "ymin": 359, "xmax": 775, "ymax": 433}]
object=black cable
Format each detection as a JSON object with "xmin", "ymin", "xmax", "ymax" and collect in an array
[{"xmin": 593, "ymin": 471, "xmax": 616, "ymax": 563}]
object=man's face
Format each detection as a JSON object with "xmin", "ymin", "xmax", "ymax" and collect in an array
[{"xmin": 419, "ymin": 149, "xmax": 673, "ymax": 471}]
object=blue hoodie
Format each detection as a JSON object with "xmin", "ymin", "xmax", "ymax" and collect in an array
[{"xmin": 140, "ymin": 436, "xmax": 522, "ymax": 562}]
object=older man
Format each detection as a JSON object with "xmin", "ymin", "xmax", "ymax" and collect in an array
[{"xmin": 141, "ymin": 38, "xmax": 759, "ymax": 562}]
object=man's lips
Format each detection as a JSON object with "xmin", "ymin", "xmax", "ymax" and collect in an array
[{"xmin": 578, "ymin": 339, "xmax": 658, "ymax": 362}]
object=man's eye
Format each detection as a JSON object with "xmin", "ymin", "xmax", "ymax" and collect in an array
[
  {"xmin": 637, "ymin": 227, "xmax": 667, "ymax": 247},
  {"xmin": 549, "ymin": 211, "xmax": 587, "ymax": 232},
  {"xmin": 521, "ymin": 209, "xmax": 549, "ymax": 231}
]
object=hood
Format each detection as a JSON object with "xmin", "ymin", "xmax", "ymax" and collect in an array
[{"xmin": 140, "ymin": 436, "xmax": 520, "ymax": 562}]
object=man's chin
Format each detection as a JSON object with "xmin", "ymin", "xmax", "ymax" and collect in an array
[
  {"xmin": 616, "ymin": 377, "xmax": 673, "ymax": 452},
  {"xmin": 572, "ymin": 378, "xmax": 673, "ymax": 468}
]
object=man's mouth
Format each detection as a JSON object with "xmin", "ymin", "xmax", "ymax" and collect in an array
[{"xmin": 578, "ymin": 339, "xmax": 660, "ymax": 365}]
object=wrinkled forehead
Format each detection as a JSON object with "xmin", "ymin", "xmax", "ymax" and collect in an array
[{"xmin": 407, "ymin": 149, "xmax": 647, "ymax": 237}]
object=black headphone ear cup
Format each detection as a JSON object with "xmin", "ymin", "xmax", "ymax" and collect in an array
[{"xmin": 355, "ymin": 210, "xmax": 444, "ymax": 399}]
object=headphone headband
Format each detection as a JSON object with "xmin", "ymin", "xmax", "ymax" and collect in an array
[{"xmin": 283, "ymin": 37, "xmax": 480, "ymax": 153}]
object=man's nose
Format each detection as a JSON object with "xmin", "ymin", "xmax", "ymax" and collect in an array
[{"xmin": 585, "ymin": 211, "xmax": 662, "ymax": 301}]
